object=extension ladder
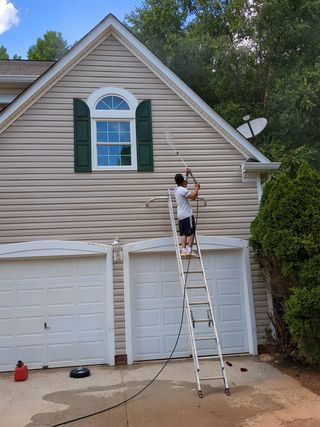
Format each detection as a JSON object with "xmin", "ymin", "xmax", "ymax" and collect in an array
[{"xmin": 168, "ymin": 189, "xmax": 230, "ymax": 398}]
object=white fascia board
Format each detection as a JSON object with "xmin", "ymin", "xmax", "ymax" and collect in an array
[{"xmin": 0, "ymin": 13, "xmax": 271, "ymax": 164}]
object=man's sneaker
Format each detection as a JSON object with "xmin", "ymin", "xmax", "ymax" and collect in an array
[
  {"xmin": 180, "ymin": 250, "xmax": 188, "ymax": 257},
  {"xmin": 186, "ymin": 250, "xmax": 198, "ymax": 257}
]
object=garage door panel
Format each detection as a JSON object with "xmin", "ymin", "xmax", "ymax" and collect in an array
[
  {"xmin": 219, "ymin": 304, "xmax": 244, "ymax": 322},
  {"xmin": 0, "ymin": 289, "xmax": 14, "ymax": 310},
  {"xmin": 78, "ymin": 285, "xmax": 105, "ymax": 304},
  {"xmin": 17, "ymin": 288, "xmax": 45, "ymax": 308},
  {"xmin": 220, "ymin": 331, "xmax": 247, "ymax": 350},
  {"xmin": 134, "ymin": 308, "xmax": 160, "ymax": 328},
  {"xmin": 47, "ymin": 287, "xmax": 74, "ymax": 306},
  {"xmin": 133, "ymin": 282, "xmax": 159, "ymax": 301},
  {"xmin": 0, "ymin": 346, "xmax": 12, "ymax": 370},
  {"xmin": 0, "ymin": 318, "xmax": 14, "ymax": 337},
  {"xmin": 17, "ymin": 316, "xmax": 45, "ymax": 337},
  {"xmin": 217, "ymin": 279, "xmax": 241, "ymax": 296},
  {"xmin": 78, "ymin": 340, "xmax": 106, "ymax": 362},
  {"xmin": 164, "ymin": 307, "xmax": 185, "ymax": 326},
  {"xmin": 164, "ymin": 333, "xmax": 189, "ymax": 355},
  {"xmin": 15, "ymin": 344, "xmax": 45, "ymax": 368},
  {"xmin": 78, "ymin": 313, "xmax": 106, "ymax": 333},
  {"xmin": 47, "ymin": 342, "xmax": 74, "ymax": 365},
  {"xmin": 135, "ymin": 336, "xmax": 161, "ymax": 359}
]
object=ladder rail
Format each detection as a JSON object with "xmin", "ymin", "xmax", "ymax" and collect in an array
[
  {"xmin": 194, "ymin": 231, "xmax": 229, "ymax": 391},
  {"xmin": 168, "ymin": 190, "xmax": 200, "ymax": 376}
]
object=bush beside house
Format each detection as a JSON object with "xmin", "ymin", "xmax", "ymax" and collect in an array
[{"xmin": 250, "ymin": 162, "xmax": 320, "ymax": 364}]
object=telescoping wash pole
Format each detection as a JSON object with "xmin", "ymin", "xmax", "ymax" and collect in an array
[{"xmin": 165, "ymin": 131, "xmax": 197, "ymax": 183}]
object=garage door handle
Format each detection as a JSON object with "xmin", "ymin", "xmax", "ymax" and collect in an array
[{"xmin": 44, "ymin": 322, "xmax": 48, "ymax": 329}]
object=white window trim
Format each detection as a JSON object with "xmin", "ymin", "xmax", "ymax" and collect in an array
[{"xmin": 87, "ymin": 87, "xmax": 139, "ymax": 171}]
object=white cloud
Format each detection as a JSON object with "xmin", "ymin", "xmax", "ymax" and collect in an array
[{"xmin": 0, "ymin": 0, "xmax": 19, "ymax": 34}]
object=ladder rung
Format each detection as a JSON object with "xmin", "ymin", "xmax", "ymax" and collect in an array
[
  {"xmin": 184, "ymin": 269, "xmax": 203, "ymax": 274},
  {"xmin": 186, "ymin": 284, "xmax": 206, "ymax": 289},
  {"xmin": 199, "ymin": 376, "xmax": 224, "ymax": 381},
  {"xmin": 195, "ymin": 336, "xmax": 216, "ymax": 341},
  {"xmin": 193, "ymin": 318, "xmax": 212, "ymax": 323},
  {"xmin": 189, "ymin": 301, "xmax": 209, "ymax": 305}
]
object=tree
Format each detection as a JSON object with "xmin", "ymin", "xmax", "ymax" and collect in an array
[
  {"xmin": 0, "ymin": 45, "xmax": 9, "ymax": 59},
  {"xmin": 125, "ymin": 0, "xmax": 320, "ymax": 170},
  {"xmin": 12, "ymin": 54, "xmax": 22, "ymax": 60},
  {"xmin": 27, "ymin": 31, "xmax": 69, "ymax": 61}
]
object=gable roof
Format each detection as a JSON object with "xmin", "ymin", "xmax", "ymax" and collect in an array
[
  {"xmin": 0, "ymin": 59, "xmax": 54, "ymax": 77},
  {"xmin": 0, "ymin": 14, "xmax": 271, "ymax": 163}
]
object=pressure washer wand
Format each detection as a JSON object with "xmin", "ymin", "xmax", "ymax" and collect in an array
[{"xmin": 165, "ymin": 133, "xmax": 197, "ymax": 184}]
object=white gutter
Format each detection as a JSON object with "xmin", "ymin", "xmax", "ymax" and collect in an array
[{"xmin": 242, "ymin": 162, "xmax": 281, "ymax": 172}]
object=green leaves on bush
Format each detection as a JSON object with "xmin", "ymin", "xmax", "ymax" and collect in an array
[
  {"xmin": 285, "ymin": 287, "xmax": 320, "ymax": 364},
  {"xmin": 251, "ymin": 162, "xmax": 320, "ymax": 288}
]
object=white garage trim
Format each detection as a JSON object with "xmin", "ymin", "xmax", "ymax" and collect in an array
[
  {"xmin": 0, "ymin": 240, "xmax": 115, "ymax": 366},
  {"xmin": 0, "ymin": 240, "xmax": 111, "ymax": 259},
  {"xmin": 124, "ymin": 236, "xmax": 257, "ymax": 364}
]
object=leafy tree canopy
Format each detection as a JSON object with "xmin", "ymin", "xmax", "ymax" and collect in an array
[
  {"xmin": 27, "ymin": 31, "xmax": 69, "ymax": 61},
  {"xmin": 126, "ymin": 0, "xmax": 320, "ymax": 170}
]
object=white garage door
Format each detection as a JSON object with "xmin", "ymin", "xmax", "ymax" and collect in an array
[
  {"xmin": 131, "ymin": 250, "xmax": 249, "ymax": 361},
  {"xmin": 0, "ymin": 256, "xmax": 108, "ymax": 371}
]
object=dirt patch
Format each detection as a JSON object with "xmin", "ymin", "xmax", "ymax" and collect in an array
[{"xmin": 271, "ymin": 358, "xmax": 320, "ymax": 396}]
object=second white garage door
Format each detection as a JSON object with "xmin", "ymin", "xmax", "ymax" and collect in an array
[{"xmin": 131, "ymin": 250, "xmax": 249, "ymax": 361}]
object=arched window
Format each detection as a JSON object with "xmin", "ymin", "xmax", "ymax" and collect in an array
[{"xmin": 87, "ymin": 87, "xmax": 139, "ymax": 170}]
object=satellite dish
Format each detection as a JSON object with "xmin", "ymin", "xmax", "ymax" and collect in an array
[{"xmin": 237, "ymin": 117, "xmax": 267, "ymax": 139}]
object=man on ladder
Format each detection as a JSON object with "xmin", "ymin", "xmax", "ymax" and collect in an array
[{"xmin": 174, "ymin": 168, "xmax": 201, "ymax": 257}]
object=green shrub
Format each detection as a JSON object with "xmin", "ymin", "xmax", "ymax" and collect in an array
[
  {"xmin": 250, "ymin": 162, "xmax": 320, "ymax": 360},
  {"xmin": 251, "ymin": 162, "xmax": 320, "ymax": 288},
  {"xmin": 285, "ymin": 286, "xmax": 320, "ymax": 364}
]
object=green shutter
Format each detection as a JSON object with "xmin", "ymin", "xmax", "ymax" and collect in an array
[
  {"xmin": 136, "ymin": 99, "xmax": 153, "ymax": 172},
  {"xmin": 73, "ymin": 98, "xmax": 92, "ymax": 172}
]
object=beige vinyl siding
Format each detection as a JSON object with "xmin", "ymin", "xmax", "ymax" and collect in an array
[{"xmin": 0, "ymin": 34, "xmax": 268, "ymax": 353}]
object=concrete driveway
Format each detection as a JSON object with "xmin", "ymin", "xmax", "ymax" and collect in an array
[{"xmin": 1, "ymin": 356, "xmax": 320, "ymax": 427}]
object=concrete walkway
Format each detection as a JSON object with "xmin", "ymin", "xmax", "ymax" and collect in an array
[{"xmin": 1, "ymin": 356, "xmax": 320, "ymax": 427}]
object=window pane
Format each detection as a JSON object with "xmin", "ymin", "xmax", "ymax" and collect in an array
[
  {"xmin": 96, "ymin": 95, "xmax": 130, "ymax": 111},
  {"xmin": 97, "ymin": 146, "xmax": 109, "ymax": 166},
  {"xmin": 121, "ymin": 146, "xmax": 131, "ymax": 166},
  {"xmin": 108, "ymin": 122, "xmax": 118, "ymax": 132},
  {"xmin": 96, "ymin": 96, "xmax": 113, "ymax": 110},
  {"xmin": 97, "ymin": 122, "xmax": 108, "ymax": 132},
  {"xmin": 120, "ymin": 122, "xmax": 130, "ymax": 132},
  {"xmin": 109, "ymin": 145, "xmax": 120, "ymax": 156}
]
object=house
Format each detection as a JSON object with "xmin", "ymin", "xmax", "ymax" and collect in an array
[{"xmin": 0, "ymin": 14, "xmax": 280, "ymax": 371}]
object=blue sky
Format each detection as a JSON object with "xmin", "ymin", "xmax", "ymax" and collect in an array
[{"xmin": 0, "ymin": 0, "xmax": 142, "ymax": 58}]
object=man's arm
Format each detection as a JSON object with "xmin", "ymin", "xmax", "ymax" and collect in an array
[{"xmin": 187, "ymin": 183, "xmax": 200, "ymax": 200}]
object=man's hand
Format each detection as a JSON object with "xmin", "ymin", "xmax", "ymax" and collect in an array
[{"xmin": 185, "ymin": 167, "xmax": 191, "ymax": 176}]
